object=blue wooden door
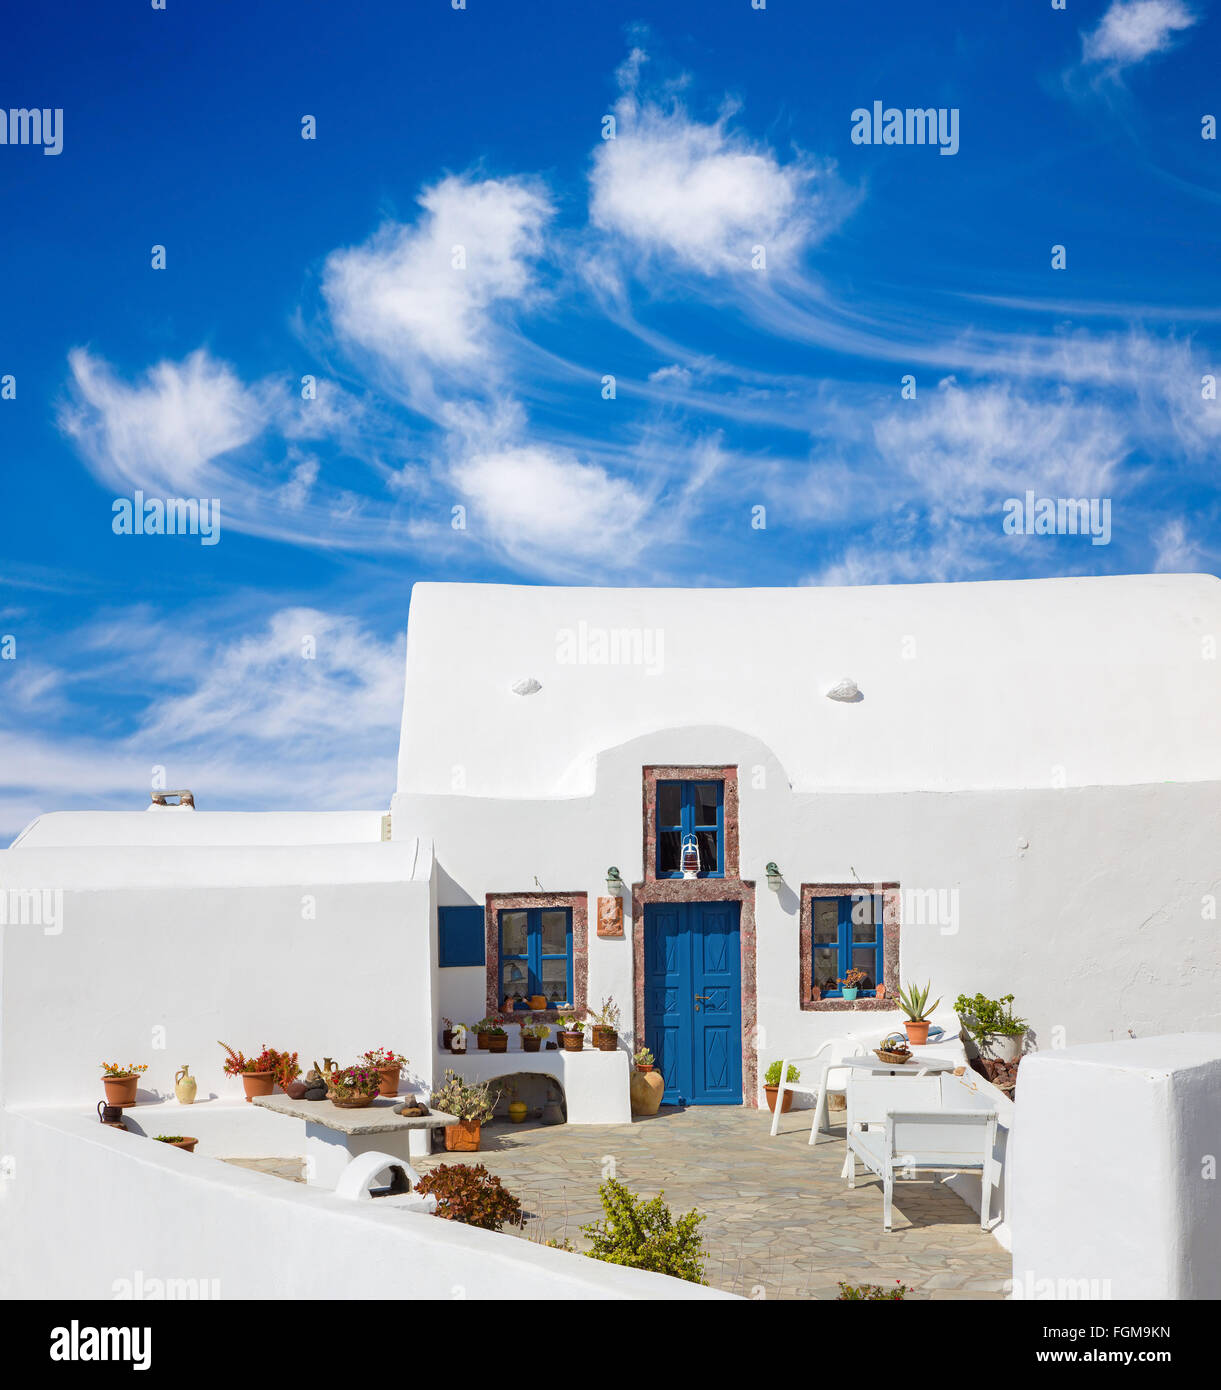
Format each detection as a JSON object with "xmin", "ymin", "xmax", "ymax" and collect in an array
[{"xmin": 644, "ymin": 901, "xmax": 742, "ymax": 1105}]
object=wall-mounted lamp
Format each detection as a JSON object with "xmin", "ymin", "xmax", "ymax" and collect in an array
[
  {"xmin": 765, "ymin": 861, "xmax": 783, "ymax": 891},
  {"xmin": 606, "ymin": 866, "xmax": 624, "ymax": 894}
]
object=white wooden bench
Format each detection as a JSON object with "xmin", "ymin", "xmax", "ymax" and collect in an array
[{"xmin": 845, "ymin": 1073, "xmax": 998, "ymax": 1231}]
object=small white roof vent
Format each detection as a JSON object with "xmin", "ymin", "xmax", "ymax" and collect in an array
[
  {"xmin": 825, "ymin": 678, "xmax": 861, "ymax": 703},
  {"xmin": 511, "ymin": 677, "xmax": 542, "ymax": 696},
  {"xmin": 149, "ymin": 790, "xmax": 196, "ymax": 810}
]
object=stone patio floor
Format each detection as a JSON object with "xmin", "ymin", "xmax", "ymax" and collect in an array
[{"xmin": 409, "ymin": 1105, "xmax": 1011, "ymax": 1300}]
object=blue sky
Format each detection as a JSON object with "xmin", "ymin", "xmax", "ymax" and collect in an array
[{"xmin": 1, "ymin": 0, "xmax": 1218, "ymax": 836}]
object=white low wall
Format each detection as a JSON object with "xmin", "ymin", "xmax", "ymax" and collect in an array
[
  {"xmin": 1010, "ymin": 1033, "xmax": 1221, "ymax": 1299},
  {"xmin": 437, "ymin": 1042, "xmax": 632, "ymax": 1124},
  {"xmin": 0, "ymin": 1107, "xmax": 734, "ymax": 1300}
]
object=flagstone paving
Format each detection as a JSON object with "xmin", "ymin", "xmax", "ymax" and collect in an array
[{"xmin": 413, "ymin": 1105, "xmax": 1011, "ymax": 1300}]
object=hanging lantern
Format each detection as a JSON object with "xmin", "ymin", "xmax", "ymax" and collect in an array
[{"xmin": 681, "ymin": 833, "xmax": 701, "ymax": 880}]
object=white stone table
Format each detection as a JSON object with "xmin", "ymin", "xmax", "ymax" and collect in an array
[{"xmin": 254, "ymin": 1094, "xmax": 458, "ymax": 1188}]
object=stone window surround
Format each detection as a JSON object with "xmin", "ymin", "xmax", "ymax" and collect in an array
[
  {"xmin": 636, "ymin": 765, "xmax": 758, "ymax": 1107},
  {"xmin": 485, "ymin": 892, "xmax": 588, "ymax": 1022},
  {"xmin": 799, "ymin": 882, "xmax": 901, "ymax": 1012}
]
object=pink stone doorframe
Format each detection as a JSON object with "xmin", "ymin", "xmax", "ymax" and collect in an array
[{"xmin": 631, "ymin": 878, "xmax": 759, "ymax": 1109}]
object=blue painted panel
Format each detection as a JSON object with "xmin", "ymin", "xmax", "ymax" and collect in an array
[{"xmin": 438, "ymin": 905, "xmax": 485, "ymax": 968}]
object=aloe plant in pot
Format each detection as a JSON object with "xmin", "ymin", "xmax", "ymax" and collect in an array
[{"xmin": 896, "ymin": 980, "xmax": 940, "ymax": 1045}]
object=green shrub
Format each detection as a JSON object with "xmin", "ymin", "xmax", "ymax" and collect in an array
[
  {"xmin": 415, "ymin": 1163, "xmax": 523, "ymax": 1231},
  {"xmin": 837, "ymin": 1280, "xmax": 911, "ymax": 1300},
  {"xmin": 764, "ymin": 1060, "xmax": 799, "ymax": 1086},
  {"xmin": 954, "ymin": 992, "xmax": 1027, "ymax": 1039},
  {"xmin": 578, "ymin": 1178, "xmax": 706, "ymax": 1283}
]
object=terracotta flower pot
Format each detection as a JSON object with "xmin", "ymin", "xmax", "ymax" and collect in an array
[
  {"xmin": 445, "ymin": 1119, "xmax": 481, "ymax": 1152},
  {"xmin": 904, "ymin": 1020, "xmax": 931, "ymax": 1045},
  {"xmin": 103, "ymin": 1074, "xmax": 139, "ymax": 1107},
  {"xmin": 487, "ymin": 1034, "xmax": 508, "ymax": 1053},
  {"xmin": 630, "ymin": 1067, "xmax": 664, "ymax": 1116},
  {"xmin": 377, "ymin": 1066, "xmax": 401, "ymax": 1098},
  {"xmin": 592, "ymin": 1027, "xmax": 618, "ymax": 1052},
  {"xmin": 476, "ymin": 1032, "xmax": 491, "ymax": 1051},
  {"xmin": 241, "ymin": 1071, "xmax": 275, "ymax": 1102},
  {"xmin": 161, "ymin": 1137, "xmax": 198, "ymax": 1152},
  {"xmin": 442, "ymin": 1029, "xmax": 454, "ymax": 1050},
  {"xmin": 522, "ymin": 1035, "xmax": 541, "ymax": 1052},
  {"xmin": 764, "ymin": 1085, "xmax": 794, "ymax": 1114},
  {"xmin": 560, "ymin": 1031, "xmax": 583, "ymax": 1052}
]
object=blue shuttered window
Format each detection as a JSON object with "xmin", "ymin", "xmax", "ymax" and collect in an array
[
  {"xmin": 656, "ymin": 779, "xmax": 724, "ymax": 878},
  {"xmin": 810, "ymin": 894, "xmax": 883, "ymax": 998},
  {"xmin": 497, "ymin": 907, "xmax": 573, "ymax": 1007},
  {"xmin": 438, "ymin": 905, "xmax": 485, "ymax": 968}
]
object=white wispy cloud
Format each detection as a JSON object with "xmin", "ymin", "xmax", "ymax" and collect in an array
[{"xmin": 1082, "ymin": 0, "xmax": 1198, "ymax": 69}]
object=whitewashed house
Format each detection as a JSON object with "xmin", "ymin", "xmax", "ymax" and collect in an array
[{"xmin": 2, "ymin": 571, "xmax": 1220, "ymax": 1299}]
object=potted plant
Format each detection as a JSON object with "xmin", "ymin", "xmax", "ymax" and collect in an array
[
  {"xmin": 441, "ymin": 1018, "xmax": 455, "ymax": 1050},
  {"xmin": 954, "ymin": 992, "xmax": 1028, "ymax": 1063},
  {"xmin": 839, "ymin": 968, "xmax": 869, "ymax": 1001},
  {"xmin": 521, "ymin": 1020, "xmax": 549, "ymax": 1053},
  {"xmin": 219, "ymin": 1042, "xmax": 300, "ymax": 1102},
  {"xmin": 556, "ymin": 1015, "xmax": 585, "ymax": 1052},
  {"xmin": 153, "ymin": 1134, "xmax": 198, "ymax": 1153},
  {"xmin": 485, "ymin": 1022, "xmax": 508, "ymax": 1054},
  {"xmin": 896, "ymin": 981, "xmax": 941, "ymax": 1045},
  {"xmin": 473, "ymin": 1016, "xmax": 498, "ymax": 1051},
  {"xmin": 430, "ymin": 1070, "xmax": 498, "ymax": 1151},
  {"xmin": 362, "ymin": 1047, "xmax": 408, "ymax": 1097},
  {"xmin": 764, "ymin": 1060, "xmax": 799, "ymax": 1113},
  {"xmin": 326, "ymin": 1061, "xmax": 382, "ymax": 1108},
  {"xmin": 449, "ymin": 1023, "xmax": 467, "ymax": 1054},
  {"xmin": 588, "ymin": 996, "xmax": 621, "ymax": 1051},
  {"xmin": 100, "ymin": 1063, "xmax": 148, "ymax": 1107},
  {"xmin": 630, "ymin": 1047, "xmax": 663, "ymax": 1115}
]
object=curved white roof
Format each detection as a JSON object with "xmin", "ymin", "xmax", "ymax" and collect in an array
[{"xmin": 397, "ymin": 574, "xmax": 1221, "ymax": 798}]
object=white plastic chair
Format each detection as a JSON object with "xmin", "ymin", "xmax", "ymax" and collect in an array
[{"xmin": 768, "ymin": 1037, "xmax": 869, "ymax": 1144}]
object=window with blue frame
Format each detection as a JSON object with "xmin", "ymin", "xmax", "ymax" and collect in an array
[
  {"xmin": 656, "ymin": 779, "xmax": 724, "ymax": 877},
  {"xmin": 810, "ymin": 894, "xmax": 883, "ymax": 998},
  {"xmin": 498, "ymin": 907, "xmax": 573, "ymax": 1007}
]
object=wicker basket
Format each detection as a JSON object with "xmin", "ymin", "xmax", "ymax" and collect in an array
[
  {"xmin": 874, "ymin": 1047, "xmax": 913, "ymax": 1065},
  {"xmin": 327, "ymin": 1090, "xmax": 375, "ymax": 1108}
]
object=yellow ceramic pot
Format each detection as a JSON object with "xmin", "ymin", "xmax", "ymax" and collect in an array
[
  {"xmin": 174, "ymin": 1065, "xmax": 197, "ymax": 1106},
  {"xmin": 508, "ymin": 1101, "xmax": 528, "ymax": 1123}
]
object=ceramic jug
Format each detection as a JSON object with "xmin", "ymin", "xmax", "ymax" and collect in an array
[{"xmin": 174, "ymin": 1064, "xmax": 197, "ymax": 1105}]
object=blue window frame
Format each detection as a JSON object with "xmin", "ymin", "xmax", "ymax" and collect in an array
[
  {"xmin": 656, "ymin": 779, "xmax": 724, "ymax": 878},
  {"xmin": 438, "ymin": 905, "xmax": 486, "ymax": 968},
  {"xmin": 498, "ymin": 907, "xmax": 573, "ymax": 1007},
  {"xmin": 810, "ymin": 894, "xmax": 883, "ymax": 998}
]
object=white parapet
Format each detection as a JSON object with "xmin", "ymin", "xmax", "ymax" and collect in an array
[{"xmin": 1010, "ymin": 1033, "xmax": 1221, "ymax": 1300}]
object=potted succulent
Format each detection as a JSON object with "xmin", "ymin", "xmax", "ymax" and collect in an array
[
  {"xmin": 839, "ymin": 968, "xmax": 869, "ymax": 1001},
  {"xmin": 521, "ymin": 1020, "xmax": 549, "ymax": 1053},
  {"xmin": 219, "ymin": 1042, "xmax": 301, "ymax": 1102},
  {"xmin": 485, "ymin": 1022, "xmax": 508, "ymax": 1054},
  {"xmin": 326, "ymin": 1061, "xmax": 382, "ymax": 1108},
  {"xmin": 362, "ymin": 1047, "xmax": 408, "ymax": 1097},
  {"xmin": 556, "ymin": 1014, "xmax": 585, "ymax": 1052},
  {"xmin": 441, "ymin": 1018, "xmax": 455, "ymax": 1050},
  {"xmin": 430, "ymin": 1070, "xmax": 498, "ymax": 1151},
  {"xmin": 630, "ymin": 1047, "xmax": 663, "ymax": 1115},
  {"xmin": 153, "ymin": 1134, "xmax": 198, "ymax": 1153},
  {"xmin": 896, "ymin": 981, "xmax": 941, "ymax": 1045},
  {"xmin": 954, "ymin": 992, "xmax": 1028, "ymax": 1063},
  {"xmin": 588, "ymin": 996, "xmax": 621, "ymax": 1051},
  {"xmin": 474, "ymin": 1016, "xmax": 498, "ymax": 1051},
  {"xmin": 764, "ymin": 1060, "xmax": 800, "ymax": 1113},
  {"xmin": 100, "ymin": 1063, "xmax": 148, "ymax": 1107}
]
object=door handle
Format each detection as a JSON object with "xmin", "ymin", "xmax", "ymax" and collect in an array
[{"xmin": 694, "ymin": 993, "xmax": 711, "ymax": 1012}]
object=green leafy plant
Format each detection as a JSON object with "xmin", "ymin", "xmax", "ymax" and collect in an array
[
  {"xmin": 153, "ymin": 1135, "xmax": 187, "ymax": 1143},
  {"xmin": 954, "ymin": 992, "xmax": 1027, "ymax": 1039},
  {"xmin": 837, "ymin": 1280, "xmax": 910, "ymax": 1301},
  {"xmin": 896, "ymin": 981, "xmax": 940, "ymax": 1022},
  {"xmin": 218, "ymin": 1043, "xmax": 300, "ymax": 1086},
  {"xmin": 361, "ymin": 1047, "xmax": 407, "ymax": 1068},
  {"xmin": 326, "ymin": 1062, "xmax": 382, "ymax": 1099},
  {"xmin": 579, "ymin": 1178, "xmax": 706, "ymax": 1284},
  {"xmin": 473, "ymin": 1016, "xmax": 499, "ymax": 1034},
  {"xmin": 429, "ymin": 1070, "xmax": 499, "ymax": 1124},
  {"xmin": 415, "ymin": 1163, "xmax": 523, "ymax": 1231},
  {"xmin": 587, "ymin": 996, "xmax": 621, "ymax": 1029},
  {"xmin": 520, "ymin": 1020, "xmax": 550, "ymax": 1039},
  {"xmin": 100, "ymin": 1062, "xmax": 148, "ymax": 1078},
  {"xmin": 633, "ymin": 1046, "xmax": 655, "ymax": 1067},
  {"xmin": 764, "ymin": 1060, "xmax": 800, "ymax": 1086}
]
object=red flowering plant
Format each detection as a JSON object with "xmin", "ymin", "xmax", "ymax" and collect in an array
[
  {"xmin": 100, "ymin": 1062, "xmax": 148, "ymax": 1078},
  {"xmin": 326, "ymin": 1061, "xmax": 382, "ymax": 1100},
  {"xmin": 361, "ymin": 1047, "xmax": 408, "ymax": 1069},
  {"xmin": 218, "ymin": 1042, "xmax": 300, "ymax": 1088}
]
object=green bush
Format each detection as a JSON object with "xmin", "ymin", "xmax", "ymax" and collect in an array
[
  {"xmin": 837, "ymin": 1280, "xmax": 910, "ymax": 1300},
  {"xmin": 954, "ymin": 992, "xmax": 1027, "ymax": 1039},
  {"xmin": 579, "ymin": 1178, "xmax": 706, "ymax": 1283},
  {"xmin": 764, "ymin": 1060, "xmax": 799, "ymax": 1086},
  {"xmin": 415, "ymin": 1163, "xmax": 523, "ymax": 1231}
]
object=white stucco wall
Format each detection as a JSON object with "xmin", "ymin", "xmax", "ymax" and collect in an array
[
  {"xmin": 397, "ymin": 725, "xmax": 1221, "ymax": 1101},
  {"xmin": 0, "ymin": 838, "xmax": 437, "ymax": 1109},
  {"xmin": 1010, "ymin": 1034, "xmax": 1221, "ymax": 1299}
]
